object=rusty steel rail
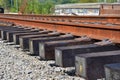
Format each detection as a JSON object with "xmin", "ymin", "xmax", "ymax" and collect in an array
[
  {"xmin": 0, "ymin": 14, "xmax": 120, "ymax": 24},
  {"xmin": 0, "ymin": 14, "xmax": 120, "ymax": 43}
]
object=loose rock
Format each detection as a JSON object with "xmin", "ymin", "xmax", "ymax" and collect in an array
[{"xmin": 0, "ymin": 41, "xmax": 84, "ymax": 80}]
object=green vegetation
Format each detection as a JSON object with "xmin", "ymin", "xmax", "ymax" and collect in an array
[{"xmin": 0, "ymin": 0, "xmax": 118, "ymax": 14}]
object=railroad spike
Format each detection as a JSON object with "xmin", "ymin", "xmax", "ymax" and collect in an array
[{"xmin": 94, "ymin": 39, "xmax": 113, "ymax": 46}]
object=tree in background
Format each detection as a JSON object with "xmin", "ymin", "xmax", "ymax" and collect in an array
[
  {"xmin": 24, "ymin": 0, "xmax": 54, "ymax": 14},
  {"xmin": 0, "ymin": 0, "xmax": 3, "ymax": 7},
  {"xmin": 1, "ymin": 0, "xmax": 119, "ymax": 14},
  {"xmin": 0, "ymin": 0, "xmax": 11, "ymax": 12}
]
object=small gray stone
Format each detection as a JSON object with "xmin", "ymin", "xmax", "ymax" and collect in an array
[{"xmin": 0, "ymin": 40, "xmax": 83, "ymax": 80}]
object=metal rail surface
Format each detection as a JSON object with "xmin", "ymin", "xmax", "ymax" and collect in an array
[{"xmin": 0, "ymin": 14, "xmax": 120, "ymax": 43}]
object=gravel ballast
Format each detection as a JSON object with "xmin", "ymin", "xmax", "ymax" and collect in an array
[{"xmin": 0, "ymin": 40, "xmax": 84, "ymax": 80}]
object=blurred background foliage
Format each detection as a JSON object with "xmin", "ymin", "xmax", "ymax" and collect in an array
[{"xmin": 0, "ymin": 0, "xmax": 118, "ymax": 14}]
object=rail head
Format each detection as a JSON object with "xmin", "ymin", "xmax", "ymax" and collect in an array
[{"xmin": 0, "ymin": 14, "xmax": 120, "ymax": 43}]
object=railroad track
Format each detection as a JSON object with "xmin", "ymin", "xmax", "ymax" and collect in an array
[
  {"xmin": 0, "ymin": 14, "xmax": 120, "ymax": 43},
  {"xmin": 0, "ymin": 14, "xmax": 120, "ymax": 80}
]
